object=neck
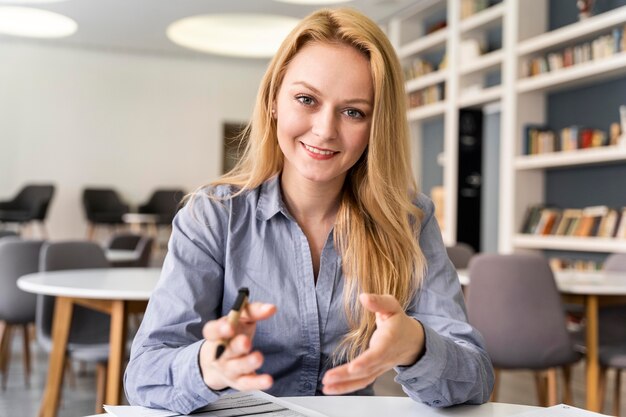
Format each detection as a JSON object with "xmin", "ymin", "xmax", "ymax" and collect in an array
[{"xmin": 280, "ymin": 170, "xmax": 344, "ymax": 225}]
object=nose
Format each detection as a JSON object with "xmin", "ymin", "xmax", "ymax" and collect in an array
[{"xmin": 311, "ymin": 107, "xmax": 338, "ymax": 140}]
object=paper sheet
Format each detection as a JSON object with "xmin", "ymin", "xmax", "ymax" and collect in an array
[
  {"xmin": 104, "ymin": 391, "xmax": 328, "ymax": 417},
  {"xmin": 512, "ymin": 404, "xmax": 611, "ymax": 417}
]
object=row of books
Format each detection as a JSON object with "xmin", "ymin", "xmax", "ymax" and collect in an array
[
  {"xmin": 403, "ymin": 58, "xmax": 437, "ymax": 82},
  {"xmin": 460, "ymin": 0, "xmax": 496, "ymax": 20},
  {"xmin": 520, "ymin": 205, "xmax": 626, "ymax": 239},
  {"xmin": 407, "ymin": 84, "xmax": 444, "ymax": 109},
  {"xmin": 521, "ymin": 25, "xmax": 626, "ymax": 78},
  {"xmin": 549, "ymin": 257, "xmax": 603, "ymax": 272},
  {"xmin": 522, "ymin": 124, "xmax": 614, "ymax": 155}
]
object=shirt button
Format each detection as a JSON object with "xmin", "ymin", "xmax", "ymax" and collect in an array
[{"xmin": 303, "ymin": 382, "xmax": 312, "ymax": 390}]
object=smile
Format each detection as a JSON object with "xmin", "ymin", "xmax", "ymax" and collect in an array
[{"xmin": 301, "ymin": 142, "xmax": 337, "ymax": 156}]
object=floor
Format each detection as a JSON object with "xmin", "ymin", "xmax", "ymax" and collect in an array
[{"xmin": 1, "ymin": 335, "xmax": 624, "ymax": 417}]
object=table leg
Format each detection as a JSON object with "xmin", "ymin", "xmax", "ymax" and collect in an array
[
  {"xmin": 105, "ymin": 300, "xmax": 128, "ymax": 405},
  {"xmin": 39, "ymin": 297, "xmax": 73, "ymax": 417},
  {"xmin": 585, "ymin": 295, "xmax": 600, "ymax": 412}
]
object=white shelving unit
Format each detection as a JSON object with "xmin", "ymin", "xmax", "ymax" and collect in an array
[
  {"xmin": 386, "ymin": 0, "xmax": 626, "ymax": 253},
  {"xmin": 501, "ymin": 0, "xmax": 626, "ymax": 255}
]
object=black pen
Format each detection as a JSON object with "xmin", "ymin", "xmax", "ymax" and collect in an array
[{"xmin": 215, "ymin": 287, "xmax": 249, "ymax": 360}]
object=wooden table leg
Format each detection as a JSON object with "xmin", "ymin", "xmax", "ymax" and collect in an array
[
  {"xmin": 105, "ymin": 300, "xmax": 128, "ymax": 405},
  {"xmin": 585, "ymin": 295, "xmax": 600, "ymax": 412},
  {"xmin": 39, "ymin": 297, "xmax": 73, "ymax": 417}
]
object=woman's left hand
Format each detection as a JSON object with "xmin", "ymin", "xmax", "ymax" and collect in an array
[{"xmin": 321, "ymin": 293, "xmax": 425, "ymax": 395}]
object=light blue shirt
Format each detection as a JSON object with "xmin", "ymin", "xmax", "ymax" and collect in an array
[{"xmin": 124, "ymin": 176, "xmax": 494, "ymax": 414}]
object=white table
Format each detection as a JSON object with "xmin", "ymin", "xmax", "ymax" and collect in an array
[
  {"xmin": 105, "ymin": 249, "xmax": 140, "ymax": 263},
  {"xmin": 84, "ymin": 397, "xmax": 539, "ymax": 417},
  {"xmin": 18, "ymin": 268, "xmax": 161, "ymax": 417},
  {"xmin": 458, "ymin": 269, "xmax": 626, "ymax": 412}
]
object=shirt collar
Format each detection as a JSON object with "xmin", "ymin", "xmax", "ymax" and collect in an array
[{"xmin": 256, "ymin": 175, "xmax": 290, "ymax": 222}]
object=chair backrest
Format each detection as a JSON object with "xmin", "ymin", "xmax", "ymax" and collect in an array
[
  {"xmin": 82, "ymin": 188, "xmax": 128, "ymax": 219},
  {"xmin": 107, "ymin": 233, "xmax": 142, "ymax": 250},
  {"xmin": 36, "ymin": 241, "xmax": 110, "ymax": 346},
  {"xmin": 0, "ymin": 230, "xmax": 18, "ymax": 239},
  {"xmin": 139, "ymin": 189, "xmax": 185, "ymax": 224},
  {"xmin": 467, "ymin": 253, "xmax": 579, "ymax": 369},
  {"xmin": 13, "ymin": 184, "xmax": 55, "ymax": 220},
  {"xmin": 0, "ymin": 238, "xmax": 43, "ymax": 324},
  {"xmin": 446, "ymin": 242, "xmax": 476, "ymax": 269}
]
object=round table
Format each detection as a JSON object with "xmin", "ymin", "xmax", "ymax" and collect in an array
[{"xmin": 18, "ymin": 268, "xmax": 161, "ymax": 417}]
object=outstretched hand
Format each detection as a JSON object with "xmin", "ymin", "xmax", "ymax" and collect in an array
[
  {"xmin": 321, "ymin": 294, "xmax": 425, "ymax": 395},
  {"xmin": 199, "ymin": 302, "xmax": 277, "ymax": 391}
]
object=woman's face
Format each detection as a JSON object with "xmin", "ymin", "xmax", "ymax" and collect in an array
[{"xmin": 274, "ymin": 41, "xmax": 373, "ymax": 189}]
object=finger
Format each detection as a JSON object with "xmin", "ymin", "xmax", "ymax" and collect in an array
[
  {"xmin": 323, "ymin": 374, "xmax": 378, "ymax": 395},
  {"xmin": 232, "ymin": 373, "xmax": 274, "ymax": 391},
  {"xmin": 239, "ymin": 302, "xmax": 277, "ymax": 323},
  {"xmin": 202, "ymin": 317, "xmax": 234, "ymax": 341},
  {"xmin": 221, "ymin": 351, "xmax": 264, "ymax": 379},
  {"xmin": 219, "ymin": 334, "xmax": 252, "ymax": 359},
  {"xmin": 359, "ymin": 294, "xmax": 401, "ymax": 319}
]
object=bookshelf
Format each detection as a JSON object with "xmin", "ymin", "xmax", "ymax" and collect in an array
[
  {"xmin": 501, "ymin": 0, "xmax": 626, "ymax": 255},
  {"xmin": 386, "ymin": 0, "xmax": 626, "ymax": 252}
]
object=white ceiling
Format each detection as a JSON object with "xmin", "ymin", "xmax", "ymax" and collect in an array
[{"xmin": 0, "ymin": 0, "xmax": 420, "ymax": 60}]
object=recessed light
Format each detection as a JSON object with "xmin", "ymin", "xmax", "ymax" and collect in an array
[
  {"xmin": 273, "ymin": 0, "xmax": 353, "ymax": 4},
  {"xmin": 0, "ymin": 6, "xmax": 77, "ymax": 38},
  {"xmin": 167, "ymin": 14, "xmax": 300, "ymax": 58}
]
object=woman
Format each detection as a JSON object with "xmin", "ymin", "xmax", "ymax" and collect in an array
[{"xmin": 124, "ymin": 8, "xmax": 494, "ymax": 414}]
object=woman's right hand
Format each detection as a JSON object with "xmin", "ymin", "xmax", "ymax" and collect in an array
[{"xmin": 199, "ymin": 302, "xmax": 277, "ymax": 391}]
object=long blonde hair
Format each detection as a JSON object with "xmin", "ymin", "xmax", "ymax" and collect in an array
[{"xmin": 212, "ymin": 7, "xmax": 426, "ymax": 361}]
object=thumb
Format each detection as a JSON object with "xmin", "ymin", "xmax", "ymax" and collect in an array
[{"xmin": 359, "ymin": 293, "xmax": 402, "ymax": 320}]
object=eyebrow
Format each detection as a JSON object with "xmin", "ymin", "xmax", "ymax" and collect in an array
[{"xmin": 292, "ymin": 81, "xmax": 373, "ymax": 107}]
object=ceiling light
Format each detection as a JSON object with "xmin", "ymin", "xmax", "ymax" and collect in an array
[
  {"xmin": 0, "ymin": 6, "xmax": 77, "ymax": 38},
  {"xmin": 167, "ymin": 14, "xmax": 299, "ymax": 58},
  {"xmin": 273, "ymin": 0, "xmax": 353, "ymax": 4}
]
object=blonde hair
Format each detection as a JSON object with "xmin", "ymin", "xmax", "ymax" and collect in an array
[{"xmin": 211, "ymin": 7, "xmax": 426, "ymax": 361}]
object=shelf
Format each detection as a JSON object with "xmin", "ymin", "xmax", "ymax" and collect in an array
[
  {"xmin": 515, "ymin": 146, "xmax": 626, "ymax": 170},
  {"xmin": 518, "ymin": 5, "xmax": 626, "ymax": 56},
  {"xmin": 458, "ymin": 85, "xmax": 502, "ymax": 108},
  {"xmin": 406, "ymin": 101, "xmax": 446, "ymax": 122},
  {"xmin": 460, "ymin": 49, "xmax": 504, "ymax": 75},
  {"xmin": 513, "ymin": 234, "xmax": 626, "ymax": 253},
  {"xmin": 398, "ymin": 28, "xmax": 448, "ymax": 58},
  {"xmin": 405, "ymin": 70, "xmax": 448, "ymax": 93},
  {"xmin": 460, "ymin": 3, "xmax": 505, "ymax": 34},
  {"xmin": 517, "ymin": 52, "xmax": 626, "ymax": 94}
]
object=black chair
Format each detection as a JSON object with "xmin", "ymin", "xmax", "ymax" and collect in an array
[
  {"xmin": 82, "ymin": 188, "xmax": 130, "ymax": 240},
  {"xmin": 0, "ymin": 184, "xmax": 55, "ymax": 238},
  {"xmin": 138, "ymin": 189, "xmax": 185, "ymax": 225}
]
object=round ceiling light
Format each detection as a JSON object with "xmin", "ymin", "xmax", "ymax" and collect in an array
[
  {"xmin": 0, "ymin": 6, "xmax": 77, "ymax": 38},
  {"xmin": 167, "ymin": 14, "xmax": 300, "ymax": 58},
  {"xmin": 273, "ymin": 0, "xmax": 353, "ymax": 3}
]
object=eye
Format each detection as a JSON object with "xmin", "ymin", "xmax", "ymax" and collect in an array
[
  {"xmin": 344, "ymin": 108, "xmax": 365, "ymax": 119},
  {"xmin": 296, "ymin": 95, "xmax": 315, "ymax": 106}
]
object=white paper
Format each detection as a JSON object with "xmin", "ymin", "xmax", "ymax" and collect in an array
[
  {"xmin": 511, "ymin": 404, "xmax": 611, "ymax": 417},
  {"xmin": 104, "ymin": 391, "xmax": 328, "ymax": 417}
]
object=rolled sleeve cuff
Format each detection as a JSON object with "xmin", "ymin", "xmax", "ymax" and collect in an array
[
  {"xmin": 170, "ymin": 340, "xmax": 223, "ymax": 414},
  {"xmin": 393, "ymin": 324, "xmax": 448, "ymax": 403}
]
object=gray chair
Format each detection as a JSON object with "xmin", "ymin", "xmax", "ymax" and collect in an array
[
  {"xmin": 0, "ymin": 238, "xmax": 43, "ymax": 389},
  {"xmin": 467, "ymin": 253, "xmax": 581, "ymax": 406},
  {"xmin": 107, "ymin": 233, "xmax": 153, "ymax": 267},
  {"xmin": 0, "ymin": 185, "xmax": 55, "ymax": 238},
  {"xmin": 37, "ymin": 241, "xmax": 111, "ymax": 413},
  {"xmin": 596, "ymin": 253, "xmax": 626, "ymax": 416},
  {"xmin": 446, "ymin": 242, "xmax": 475, "ymax": 269}
]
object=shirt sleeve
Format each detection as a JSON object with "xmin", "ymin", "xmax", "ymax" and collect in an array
[
  {"xmin": 392, "ymin": 194, "xmax": 494, "ymax": 407},
  {"xmin": 124, "ymin": 191, "xmax": 233, "ymax": 414}
]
